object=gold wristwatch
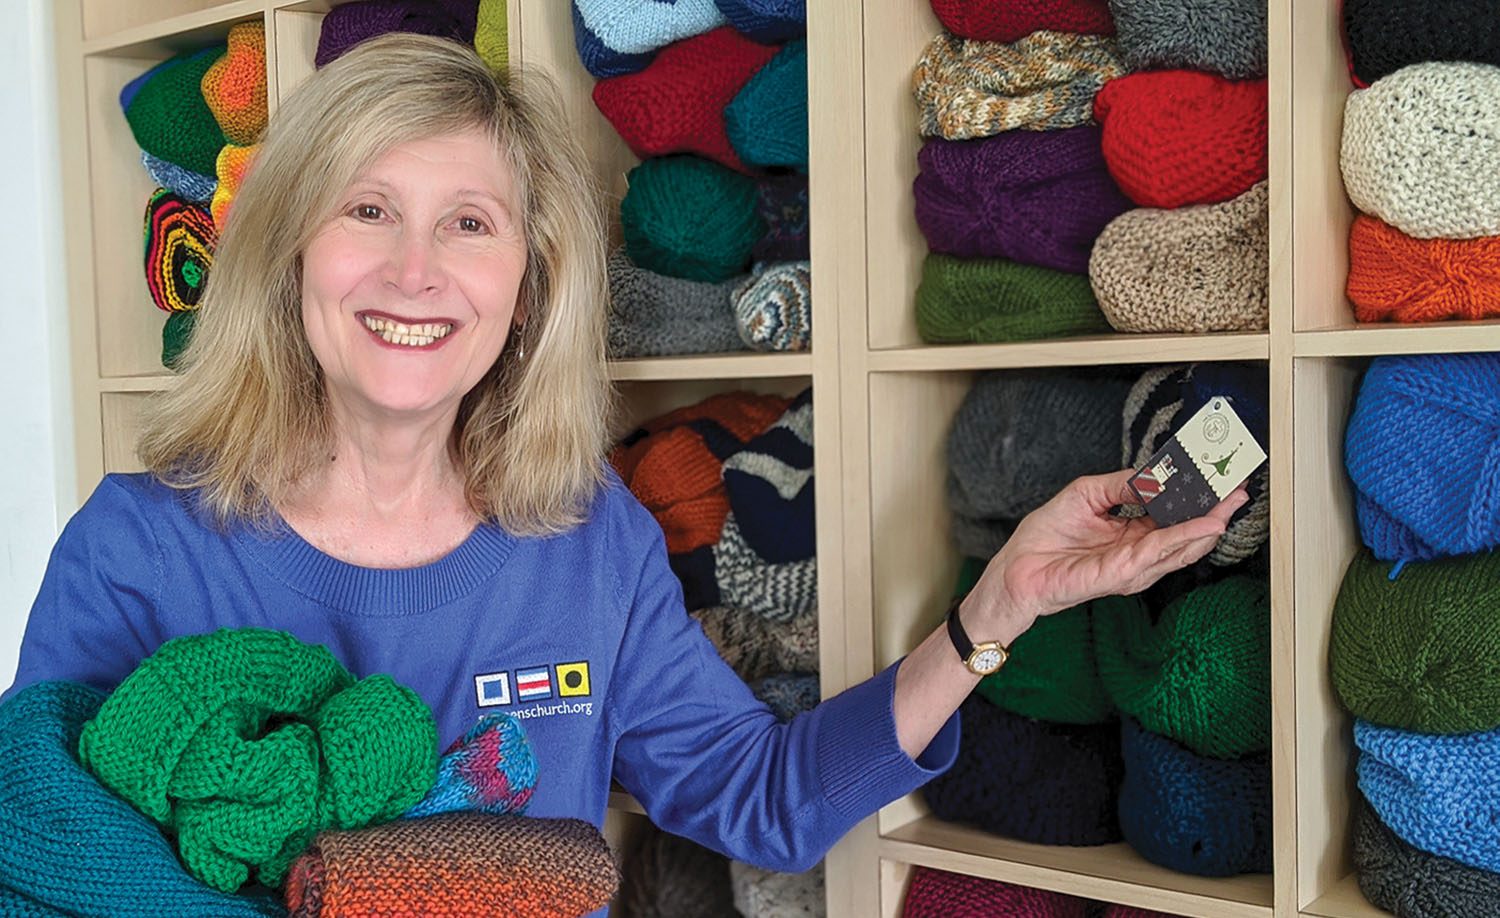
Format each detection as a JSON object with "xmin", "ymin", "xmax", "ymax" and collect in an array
[{"xmin": 946, "ymin": 596, "xmax": 1010, "ymax": 676}]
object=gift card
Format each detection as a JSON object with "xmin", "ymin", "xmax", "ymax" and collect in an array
[{"xmin": 1127, "ymin": 394, "xmax": 1267, "ymax": 527}]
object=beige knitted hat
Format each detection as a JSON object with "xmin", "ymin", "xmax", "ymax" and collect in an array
[
  {"xmin": 912, "ymin": 31, "xmax": 1127, "ymax": 140},
  {"xmin": 1341, "ymin": 62, "xmax": 1500, "ymax": 240},
  {"xmin": 1089, "ymin": 180, "xmax": 1269, "ymax": 333}
]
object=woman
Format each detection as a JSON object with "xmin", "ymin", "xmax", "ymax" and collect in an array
[{"xmin": 7, "ymin": 34, "xmax": 1243, "ymax": 877}]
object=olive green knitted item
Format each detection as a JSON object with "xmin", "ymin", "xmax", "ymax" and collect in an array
[
  {"xmin": 123, "ymin": 47, "xmax": 230, "ymax": 177},
  {"xmin": 474, "ymin": 0, "xmax": 508, "ymax": 73},
  {"xmin": 915, "ymin": 253, "xmax": 1111, "ymax": 344},
  {"xmin": 1332, "ymin": 548, "xmax": 1500, "ymax": 735},
  {"xmin": 79, "ymin": 628, "xmax": 438, "ymax": 892},
  {"xmin": 1094, "ymin": 576, "xmax": 1271, "ymax": 759},
  {"xmin": 620, "ymin": 155, "xmax": 765, "ymax": 283}
]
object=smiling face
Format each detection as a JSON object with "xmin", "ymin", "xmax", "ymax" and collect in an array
[{"xmin": 300, "ymin": 128, "xmax": 528, "ymax": 425}]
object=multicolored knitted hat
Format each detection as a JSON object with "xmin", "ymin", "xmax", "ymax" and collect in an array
[
  {"xmin": 691, "ymin": 604, "xmax": 819, "ymax": 682},
  {"xmin": 570, "ymin": 0, "xmax": 725, "ymax": 79},
  {"xmin": 1332, "ymin": 549, "xmax": 1500, "ymax": 735},
  {"xmin": 1094, "ymin": 70, "xmax": 1268, "ymax": 209},
  {"xmin": 144, "ymin": 189, "xmax": 218, "ymax": 313},
  {"xmin": 143, "ymin": 150, "xmax": 217, "ymax": 203},
  {"xmin": 284, "ymin": 812, "xmax": 618, "ymax": 918},
  {"xmin": 1090, "ymin": 181, "xmax": 1270, "ymax": 333},
  {"xmin": 201, "ymin": 21, "xmax": 267, "ymax": 146},
  {"xmin": 0, "ymin": 682, "xmax": 287, "ymax": 917},
  {"xmin": 212, "ymin": 143, "xmax": 257, "ymax": 231},
  {"xmin": 914, "ymin": 126, "xmax": 1132, "ymax": 274},
  {"xmin": 1094, "ymin": 576, "xmax": 1271, "ymax": 759},
  {"xmin": 78, "ymin": 628, "xmax": 438, "ymax": 891},
  {"xmin": 605, "ymin": 249, "xmax": 748, "ymax": 358},
  {"xmin": 730, "ymin": 860, "xmax": 824, "ymax": 918},
  {"xmin": 714, "ymin": 0, "xmax": 805, "ymax": 43},
  {"xmin": 163, "ymin": 309, "xmax": 198, "ymax": 371},
  {"xmin": 733, "ymin": 261, "xmax": 812, "ymax": 351},
  {"xmin": 915, "ymin": 253, "xmax": 1111, "ymax": 344},
  {"xmin": 1341, "ymin": 62, "xmax": 1500, "ymax": 240},
  {"xmin": 901, "ymin": 866, "xmax": 1092, "ymax": 918},
  {"xmin": 620, "ymin": 155, "xmax": 766, "ymax": 282},
  {"xmin": 404, "ymin": 713, "xmax": 537, "ymax": 819},
  {"xmin": 1344, "ymin": 0, "xmax": 1500, "ymax": 86},
  {"xmin": 121, "ymin": 47, "xmax": 228, "ymax": 177},
  {"xmin": 912, "ymin": 31, "xmax": 1128, "ymax": 140},
  {"xmin": 1110, "ymin": 0, "xmax": 1267, "ymax": 79},
  {"xmin": 593, "ymin": 28, "xmax": 778, "ymax": 173},
  {"xmin": 618, "ymin": 825, "xmax": 740, "ymax": 918},
  {"xmin": 711, "ymin": 512, "xmax": 818, "ymax": 621},
  {"xmin": 1353, "ymin": 791, "xmax": 1500, "ymax": 918},
  {"xmin": 922, "ymin": 695, "xmax": 1124, "ymax": 846},
  {"xmin": 474, "ymin": 0, "xmax": 508, "ymax": 72},
  {"xmin": 724, "ymin": 39, "xmax": 808, "ymax": 172},
  {"xmin": 1118, "ymin": 718, "xmax": 1273, "ymax": 877},
  {"xmin": 1356, "ymin": 721, "xmax": 1500, "ymax": 873},
  {"xmin": 315, "ymin": 0, "xmax": 477, "ymax": 68},
  {"xmin": 752, "ymin": 174, "xmax": 810, "ymax": 261},
  {"xmin": 1347, "ymin": 213, "xmax": 1500, "ymax": 323},
  {"xmin": 750, "ymin": 672, "xmax": 820, "ymax": 721},
  {"xmin": 1344, "ymin": 353, "xmax": 1500, "ymax": 564},
  {"xmin": 930, "ymin": 0, "xmax": 1114, "ymax": 42},
  {"xmin": 722, "ymin": 388, "xmax": 814, "ymax": 562}
]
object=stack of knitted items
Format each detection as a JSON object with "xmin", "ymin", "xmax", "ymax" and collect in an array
[
  {"xmin": 900, "ymin": 866, "xmax": 1190, "ymax": 916},
  {"xmin": 911, "ymin": 3, "xmax": 1129, "ymax": 343},
  {"xmin": 1340, "ymin": 2, "xmax": 1500, "ymax": 324},
  {"xmin": 573, "ymin": 2, "xmax": 812, "ymax": 356},
  {"xmin": 1333, "ymin": 351, "xmax": 1500, "ymax": 913},
  {"xmin": 1085, "ymin": 0, "xmax": 1269, "ymax": 334}
]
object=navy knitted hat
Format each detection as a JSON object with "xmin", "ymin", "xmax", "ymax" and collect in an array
[
  {"xmin": 1353, "ymin": 791, "xmax": 1500, "ymax": 918},
  {"xmin": 722, "ymin": 388, "xmax": 814, "ymax": 563},
  {"xmin": 922, "ymin": 695, "xmax": 1124, "ymax": 847},
  {"xmin": 714, "ymin": 0, "xmax": 805, "ymax": 43},
  {"xmin": 752, "ymin": 174, "xmax": 809, "ymax": 261},
  {"xmin": 570, "ymin": 0, "xmax": 726, "ymax": 79},
  {"xmin": 1344, "ymin": 0, "xmax": 1500, "ymax": 86},
  {"xmin": 1118, "ymin": 718, "xmax": 1272, "ymax": 877},
  {"xmin": 1345, "ymin": 352, "xmax": 1500, "ymax": 565}
]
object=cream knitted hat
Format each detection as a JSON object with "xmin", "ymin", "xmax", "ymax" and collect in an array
[
  {"xmin": 1089, "ymin": 181, "xmax": 1269, "ymax": 334},
  {"xmin": 729, "ymin": 860, "xmax": 824, "ymax": 916},
  {"xmin": 1341, "ymin": 62, "xmax": 1500, "ymax": 240}
]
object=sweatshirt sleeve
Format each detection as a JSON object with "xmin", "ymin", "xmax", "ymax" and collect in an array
[
  {"xmin": 3, "ymin": 477, "xmax": 163, "ymax": 701},
  {"xmin": 606, "ymin": 505, "xmax": 960, "ymax": 873}
]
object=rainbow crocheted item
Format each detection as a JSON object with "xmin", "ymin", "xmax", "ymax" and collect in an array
[
  {"xmin": 620, "ymin": 156, "xmax": 765, "ymax": 283},
  {"xmin": 212, "ymin": 143, "xmax": 257, "ymax": 231},
  {"xmin": 144, "ymin": 189, "xmax": 218, "ymax": 313},
  {"xmin": 406, "ymin": 712, "xmax": 537, "ymax": 818},
  {"xmin": 79, "ymin": 628, "xmax": 438, "ymax": 891},
  {"xmin": 201, "ymin": 22, "xmax": 267, "ymax": 146},
  {"xmin": 121, "ymin": 47, "xmax": 228, "ymax": 176},
  {"xmin": 724, "ymin": 39, "xmax": 808, "ymax": 173}
]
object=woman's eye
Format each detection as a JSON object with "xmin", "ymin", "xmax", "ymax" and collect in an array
[
  {"xmin": 457, "ymin": 215, "xmax": 489, "ymax": 234},
  {"xmin": 352, "ymin": 204, "xmax": 384, "ymax": 221}
]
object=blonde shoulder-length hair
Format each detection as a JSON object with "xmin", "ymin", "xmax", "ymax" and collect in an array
[{"xmin": 138, "ymin": 32, "xmax": 613, "ymax": 536}]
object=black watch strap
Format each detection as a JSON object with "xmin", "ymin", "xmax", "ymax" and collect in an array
[{"xmin": 946, "ymin": 596, "xmax": 975, "ymax": 663}]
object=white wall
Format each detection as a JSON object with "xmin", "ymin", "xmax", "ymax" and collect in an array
[{"xmin": 0, "ymin": 0, "xmax": 74, "ymax": 690}]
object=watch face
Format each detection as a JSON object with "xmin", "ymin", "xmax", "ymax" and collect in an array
[{"xmin": 969, "ymin": 647, "xmax": 1004, "ymax": 675}]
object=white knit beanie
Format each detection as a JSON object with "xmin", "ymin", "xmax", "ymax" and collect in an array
[{"xmin": 729, "ymin": 861, "xmax": 825, "ymax": 917}]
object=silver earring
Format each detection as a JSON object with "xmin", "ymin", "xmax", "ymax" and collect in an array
[{"xmin": 515, "ymin": 333, "xmax": 527, "ymax": 362}]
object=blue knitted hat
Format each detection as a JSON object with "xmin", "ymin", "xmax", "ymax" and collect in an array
[
  {"xmin": 724, "ymin": 39, "xmax": 808, "ymax": 172},
  {"xmin": 714, "ymin": 0, "xmax": 805, "ymax": 42},
  {"xmin": 1356, "ymin": 720, "xmax": 1500, "ymax": 873},
  {"xmin": 722, "ymin": 388, "xmax": 814, "ymax": 562},
  {"xmin": 922, "ymin": 695, "xmax": 1124, "ymax": 846},
  {"xmin": 142, "ymin": 151, "xmax": 217, "ymax": 204},
  {"xmin": 1118, "ymin": 718, "xmax": 1272, "ymax": 877},
  {"xmin": 1345, "ymin": 352, "xmax": 1500, "ymax": 565},
  {"xmin": 571, "ymin": 0, "xmax": 726, "ymax": 79}
]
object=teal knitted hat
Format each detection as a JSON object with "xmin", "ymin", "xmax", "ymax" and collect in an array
[
  {"xmin": 724, "ymin": 39, "xmax": 808, "ymax": 173},
  {"xmin": 162, "ymin": 309, "xmax": 198, "ymax": 371},
  {"xmin": 621, "ymin": 155, "xmax": 765, "ymax": 282},
  {"xmin": 1095, "ymin": 576, "xmax": 1271, "ymax": 759},
  {"xmin": 79, "ymin": 628, "xmax": 438, "ymax": 891},
  {"xmin": 122, "ymin": 47, "xmax": 230, "ymax": 177},
  {"xmin": 915, "ymin": 254, "xmax": 1111, "ymax": 344},
  {"xmin": 1332, "ymin": 548, "xmax": 1500, "ymax": 734}
]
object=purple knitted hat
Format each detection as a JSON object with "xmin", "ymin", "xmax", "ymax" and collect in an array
[
  {"xmin": 315, "ymin": 0, "xmax": 478, "ymax": 68},
  {"xmin": 915, "ymin": 126, "xmax": 1132, "ymax": 274}
]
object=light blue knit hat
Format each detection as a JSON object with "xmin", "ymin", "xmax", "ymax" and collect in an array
[
  {"xmin": 725, "ymin": 39, "xmax": 808, "ymax": 172},
  {"xmin": 571, "ymin": 0, "xmax": 726, "ymax": 79}
]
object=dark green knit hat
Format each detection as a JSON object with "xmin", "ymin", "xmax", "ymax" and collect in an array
[
  {"xmin": 1094, "ymin": 576, "xmax": 1271, "ymax": 759},
  {"xmin": 1331, "ymin": 548, "xmax": 1500, "ymax": 734},
  {"xmin": 620, "ymin": 155, "xmax": 765, "ymax": 283},
  {"xmin": 79, "ymin": 628, "xmax": 437, "ymax": 891},
  {"xmin": 915, "ymin": 253, "xmax": 1111, "ymax": 344},
  {"xmin": 122, "ymin": 47, "xmax": 230, "ymax": 177}
]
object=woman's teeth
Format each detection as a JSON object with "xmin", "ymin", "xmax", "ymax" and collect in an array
[{"xmin": 361, "ymin": 315, "xmax": 454, "ymax": 347}]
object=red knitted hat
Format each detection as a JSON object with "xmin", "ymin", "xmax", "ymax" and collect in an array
[
  {"xmin": 593, "ymin": 27, "xmax": 778, "ymax": 174},
  {"xmin": 929, "ymin": 0, "xmax": 1115, "ymax": 42},
  {"xmin": 1346, "ymin": 214, "xmax": 1500, "ymax": 323},
  {"xmin": 1093, "ymin": 70, "xmax": 1268, "ymax": 209},
  {"xmin": 901, "ymin": 867, "xmax": 1091, "ymax": 918}
]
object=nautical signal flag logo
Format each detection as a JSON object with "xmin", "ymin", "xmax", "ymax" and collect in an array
[
  {"xmin": 515, "ymin": 666, "xmax": 553, "ymax": 701},
  {"xmin": 556, "ymin": 661, "xmax": 591, "ymax": 697},
  {"xmin": 474, "ymin": 672, "xmax": 511, "ymax": 708}
]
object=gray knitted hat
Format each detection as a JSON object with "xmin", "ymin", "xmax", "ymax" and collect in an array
[
  {"xmin": 1108, "ymin": 0, "xmax": 1267, "ymax": 79},
  {"xmin": 1354, "ymin": 792, "xmax": 1500, "ymax": 918},
  {"xmin": 730, "ymin": 860, "xmax": 825, "ymax": 917},
  {"xmin": 606, "ymin": 250, "xmax": 749, "ymax": 358},
  {"xmin": 1341, "ymin": 62, "xmax": 1500, "ymax": 240},
  {"xmin": 1090, "ymin": 181, "xmax": 1269, "ymax": 334},
  {"xmin": 618, "ymin": 825, "xmax": 740, "ymax": 918},
  {"xmin": 691, "ymin": 604, "xmax": 819, "ymax": 682},
  {"xmin": 733, "ymin": 261, "xmax": 812, "ymax": 352},
  {"xmin": 713, "ymin": 513, "xmax": 818, "ymax": 622}
]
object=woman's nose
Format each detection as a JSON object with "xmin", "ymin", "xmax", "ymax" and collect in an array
[{"xmin": 387, "ymin": 231, "xmax": 448, "ymax": 297}]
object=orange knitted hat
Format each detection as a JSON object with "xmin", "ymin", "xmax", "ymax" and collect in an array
[
  {"xmin": 1346, "ymin": 214, "xmax": 1500, "ymax": 323},
  {"xmin": 200, "ymin": 21, "xmax": 267, "ymax": 146}
]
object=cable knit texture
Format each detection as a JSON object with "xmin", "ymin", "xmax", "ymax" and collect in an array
[
  {"xmin": 1118, "ymin": 718, "xmax": 1273, "ymax": 877},
  {"xmin": 1094, "ymin": 70, "xmax": 1268, "ymax": 208},
  {"xmin": 1094, "ymin": 577, "xmax": 1271, "ymax": 759},
  {"xmin": 201, "ymin": 22, "xmax": 267, "ymax": 146},
  {"xmin": 314, "ymin": 0, "xmax": 476, "ymax": 68},
  {"xmin": 1346, "ymin": 213, "xmax": 1500, "ymax": 323},
  {"xmin": 901, "ymin": 866, "xmax": 1092, "ymax": 918},
  {"xmin": 691, "ymin": 605, "xmax": 819, "ymax": 682},
  {"xmin": 913, "ymin": 31, "xmax": 1128, "ymax": 139},
  {"xmin": 1090, "ymin": 181, "xmax": 1269, "ymax": 333},
  {"xmin": 621, "ymin": 156, "xmax": 765, "ymax": 282},
  {"xmin": 929, "ymin": 0, "xmax": 1114, "ymax": 43},
  {"xmin": 605, "ymin": 250, "xmax": 748, "ymax": 358},
  {"xmin": 1109, "ymin": 0, "xmax": 1267, "ymax": 79},
  {"xmin": 733, "ymin": 261, "xmax": 812, "ymax": 351},
  {"xmin": 1344, "ymin": 352, "xmax": 1500, "ymax": 563},
  {"xmin": 725, "ymin": 39, "xmax": 808, "ymax": 172},
  {"xmin": 728, "ymin": 860, "xmax": 823, "ymax": 918},
  {"xmin": 1344, "ymin": 0, "xmax": 1500, "ymax": 86},
  {"xmin": 78, "ymin": 629, "xmax": 438, "ymax": 891},
  {"xmin": 1341, "ymin": 62, "xmax": 1500, "ymax": 240},
  {"xmin": 1356, "ymin": 720, "xmax": 1500, "ymax": 873},
  {"xmin": 923, "ymin": 695, "xmax": 1124, "ymax": 846},
  {"xmin": 1353, "ymin": 791, "xmax": 1500, "ymax": 918},
  {"xmin": 714, "ymin": 0, "xmax": 805, "ymax": 43},
  {"xmin": 916, "ymin": 253, "xmax": 1111, "ymax": 344},
  {"xmin": 914, "ymin": 126, "xmax": 1132, "ymax": 273},
  {"xmin": 1332, "ymin": 548, "xmax": 1500, "ymax": 734}
]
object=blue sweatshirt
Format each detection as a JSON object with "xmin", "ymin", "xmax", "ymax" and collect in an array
[{"xmin": 7, "ymin": 473, "xmax": 958, "ymax": 909}]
